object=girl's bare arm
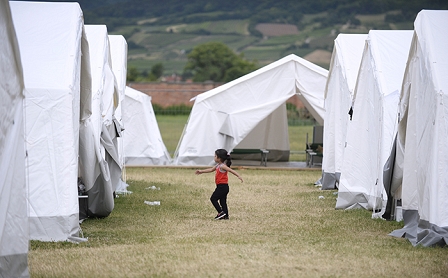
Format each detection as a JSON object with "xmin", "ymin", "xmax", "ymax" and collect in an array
[
  {"xmin": 221, "ymin": 164, "xmax": 243, "ymax": 182},
  {"xmin": 195, "ymin": 165, "xmax": 216, "ymax": 175}
]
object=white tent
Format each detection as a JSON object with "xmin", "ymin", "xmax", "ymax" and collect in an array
[
  {"xmin": 123, "ymin": 86, "xmax": 171, "ymax": 165},
  {"xmin": 335, "ymin": 30, "xmax": 413, "ymax": 212},
  {"xmin": 389, "ymin": 10, "xmax": 448, "ymax": 247},
  {"xmin": 0, "ymin": 1, "xmax": 29, "ymax": 276},
  {"xmin": 10, "ymin": 1, "xmax": 90, "ymax": 241},
  {"xmin": 173, "ymin": 54, "xmax": 328, "ymax": 166},
  {"xmin": 108, "ymin": 35, "xmax": 127, "ymax": 192},
  {"xmin": 321, "ymin": 34, "xmax": 367, "ymax": 190},
  {"xmin": 80, "ymin": 25, "xmax": 119, "ymax": 218},
  {"xmin": 108, "ymin": 35, "xmax": 128, "ymax": 129}
]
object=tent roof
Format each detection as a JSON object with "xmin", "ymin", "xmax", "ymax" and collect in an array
[
  {"xmin": 325, "ymin": 34, "xmax": 367, "ymax": 99},
  {"xmin": 10, "ymin": 1, "xmax": 84, "ymax": 90},
  {"xmin": 192, "ymin": 54, "xmax": 328, "ymax": 125},
  {"xmin": 355, "ymin": 30, "xmax": 414, "ymax": 99},
  {"xmin": 414, "ymin": 10, "xmax": 448, "ymax": 94},
  {"xmin": 108, "ymin": 35, "xmax": 127, "ymax": 95}
]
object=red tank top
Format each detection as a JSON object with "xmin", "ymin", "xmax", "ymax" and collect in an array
[{"xmin": 215, "ymin": 163, "xmax": 228, "ymax": 184}]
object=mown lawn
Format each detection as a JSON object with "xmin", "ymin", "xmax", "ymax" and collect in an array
[{"xmin": 29, "ymin": 168, "xmax": 448, "ymax": 277}]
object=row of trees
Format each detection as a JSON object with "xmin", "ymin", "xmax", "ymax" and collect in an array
[
  {"xmin": 128, "ymin": 42, "xmax": 258, "ymax": 83},
  {"xmin": 183, "ymin": 42, "xmax": 258, "ymax": 82},
  {"xmin": 127, "ymin": 63, "xmax": 164, "ymax": 82}
]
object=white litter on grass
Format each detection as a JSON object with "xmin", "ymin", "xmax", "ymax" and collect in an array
[
  {"xmin": 144, "ymin": 200, "xmax": 160, "ymax": 206},
  {"xmin": 318, "ymin": 196, "xmax": 325, "ymax": 199},
  {"xmin": 146, "ymin": 185, "xmax": 160, "ymax": 190}
]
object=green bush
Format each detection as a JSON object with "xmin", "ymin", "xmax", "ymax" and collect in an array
[{"xmin": 153, "ymin": 104, "xmax": 192, "ymax": 115}]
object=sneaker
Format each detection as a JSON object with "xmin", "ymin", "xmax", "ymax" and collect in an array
[
  {"xmin": 221, "ymin": 215, "xmax": 229, "ymax": 220},
  {"xmin": 214, "ymin": 211, "xmax": 226, "ymax": 220}
]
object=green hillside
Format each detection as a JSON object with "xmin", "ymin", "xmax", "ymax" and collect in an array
[
  {"xmin": 21, "ymin": 0, "xmax": 448, "ymax": 76},
  {"xmin": 115, "ymin": 12, "xmax": 409, "ymax": 74}
]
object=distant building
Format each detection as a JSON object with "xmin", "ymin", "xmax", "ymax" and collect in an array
[
  {"xmin": 160, "ymin": 74, "xmax": 182, "ymax": 83},
  {"xmin": 128, "ymin": 82, "xmax": 305, "ymax": 109}
]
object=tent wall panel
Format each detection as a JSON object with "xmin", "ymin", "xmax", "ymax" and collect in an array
[
  {"xmin": 336, "ymin": 30, "xmax": 413, "ymax": 212},
  {"xmin": 10, "ymin": 1, "xmax": 90, "ymax": 241},
  {"xmin": 0, "ymin": 1, "xmax": 29, "ymax": 275},
  {"xmin": 321, "ymin": 34, "xmax": 367, "ymax": 190},
  {"xmin": 390, "ymin": 10, "xmax": 448, "ymax": 247}
]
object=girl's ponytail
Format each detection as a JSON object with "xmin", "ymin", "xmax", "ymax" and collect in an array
[
  {"xmin": 226, "ymin": 152, "xmax": 232, "ymax": 167},
  {"xmin": 215, "ymin": 148, "xmax": 232, "ymax": 167}
]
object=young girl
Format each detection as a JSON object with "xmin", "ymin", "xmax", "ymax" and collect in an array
[{"xmin": 195, "ymin": 149, "xmax": 243, "ymax": 220}]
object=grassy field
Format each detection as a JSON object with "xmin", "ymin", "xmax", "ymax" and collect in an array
[
  {"xmin": 155, "ymin": 115, "xmax": 314, "ymax": 161},
  {"xmin": 29, "ymin": 168, "xmax": 448, "ymax": 277}
]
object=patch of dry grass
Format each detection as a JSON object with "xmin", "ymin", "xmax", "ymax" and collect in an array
[{"xmin": 29, "ymin": 168, "xmax": 448, "ymax": 277}]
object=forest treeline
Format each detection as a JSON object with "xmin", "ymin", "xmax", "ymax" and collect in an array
[{"xmin": 60, "ymin": 0, "xmax": 448, "ymax": 32}]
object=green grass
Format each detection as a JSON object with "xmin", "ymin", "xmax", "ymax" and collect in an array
[
  {"xmin": 178, "ymin": 20, "xmax": 249, "ymax": 35},
  {"xmin": 242, "ymin": 46, "xmax": 287, "ymax": 61},
  {"xmin": 127, "ymin": 59, "xmax": 188, "ymax": 74},
  {"xmin": 302, "ymin": 12, "xmax": 328, "ymax": 24},
  {"xmin": 29, "ymin": 168, "xmax": 448, "ymax": 277},
  {"xmin": 136, "ymin": 33, "xmax": 197, "ymax": 48},
  {"xmin": 257, "ymin": 35, "xmax": 300, "ymax": 46},
  {"xmin": 155, "ymin": 115, "xmax": 189, "ymax": 157},
  {"xmin": 155, "ymin": 115, "xmax": 314, "ymax": 161}
]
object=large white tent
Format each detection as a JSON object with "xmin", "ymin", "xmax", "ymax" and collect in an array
[
  {"xmin": 321, "ymin": 34, "xmax": 367, "ymax": 190},
  {"xmin": 80, "ymin": 25, "xmax": 119, "ymax": 218},
  {"xmin": 123, "ymin": 86, "xmax": 171, "ymax": 165},
  {"xmin": 335, "ymin": 30, "xmax": 413, "ymax": 212},
  {"xmin": 389, "ymin": 10, "xmax": 448, "ymax": 247},
  {"xmin": 173, "ymin": 54, "xmax": 328, "ymax": 166},
  {"xmin": 10, "ymin": 1, "xmax": 90, "ymax": 241},
  {"xmin": 0, "ymin": 0, "xmax": 29, "ymax": 276},
  {"xmin": 108, "ymin": 35, "xmax": 127, "ymax": 192}
]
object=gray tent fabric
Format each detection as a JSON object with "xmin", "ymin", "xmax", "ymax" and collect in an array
[
  {"xmin": 382, "ymin": 135, "xmax": 397, "ymax": 220},
  {"xmin": 107, "ymin": 118, "xmax": 124, "ymax": 191},
  {"xmin": 79, "ymin": 25, "xmax": 123, "ymax": 218},
  {"xmin": 390, "ymin": 213, "xmax": 448, "ymax": 248},
  {"xmin": 82, "ymin": 121, "xmax": 121, "ymax": 218},
  {"xmin": 321, "ymin": 172, "xmax": 340, "ymax": 190},
  {"xmin": 388, "ymin": 210, "xmax": 448, "ymax": 247},
  {"xmin": 86, "ymin": 172, "xmax": 115, "ymax": 218},
  {"xmin": 389, "ymin": 210, "xmax": 419, "ymax": 244}
]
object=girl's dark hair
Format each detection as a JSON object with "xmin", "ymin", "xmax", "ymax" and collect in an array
[{"xmin": 215, "ymin": 149, "xmax": 232, "ymax": 167}]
